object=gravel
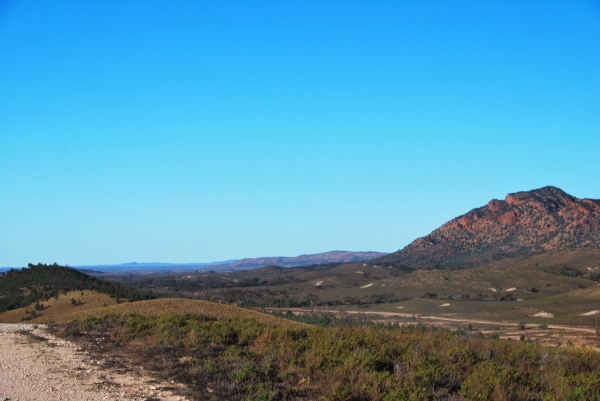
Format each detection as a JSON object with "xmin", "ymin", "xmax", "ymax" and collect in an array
[
  {"xmin": 0, "ymin": 326, "xmax": 187, "ymax": 400},
  {"xmin": 0, "ymin": 323, "xmax": 46, "ymax": 332}
]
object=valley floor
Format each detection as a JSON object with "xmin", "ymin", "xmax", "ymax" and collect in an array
[
  {"xmin": 0, "ymin": 324, "xmax": 186, "ymax": 401},
  {"xmin": 258, "ymin": 307, "xmax": 600, "ymax": 348}
]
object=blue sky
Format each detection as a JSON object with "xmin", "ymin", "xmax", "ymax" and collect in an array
[{"xmin": 1, "ymin": 1, "xmax": 599, "ymax": 266}]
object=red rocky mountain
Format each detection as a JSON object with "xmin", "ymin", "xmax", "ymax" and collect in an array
[{"xmin": 375, "ymin": 186, "xmax": 600, "ymax": 268}]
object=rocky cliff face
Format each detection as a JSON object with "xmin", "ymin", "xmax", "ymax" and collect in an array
[{"xmin": 375, "ymin": 186, "xmax": 600, "ymax": 268}]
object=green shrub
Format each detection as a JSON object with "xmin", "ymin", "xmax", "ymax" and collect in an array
[{"xmin": 51, "ymin": 312, "xmax": 600, "ymax": 401}]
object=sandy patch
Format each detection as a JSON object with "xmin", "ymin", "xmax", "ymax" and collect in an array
[
  {"xmin": 439, "ymin": 303, "xmax": 450, "ymax": 307},
  {"xmin": 315, "ymin": 281, "xmax": 323, "ymax": 286},
  {"xmin": 360, "ymin": 283, "xmax": 374, "ymax": 288},
  {"xmin": 533, "ymin": 312, "xmax": 553, "ymax": 318},
  {"xmin": 381, "ymin": 284, "xmax": 386, "ymax": 287},
  {"xmin": 505, "ymin": 288, "xmax": 516, "ymax": 292},
  {"xmin": 396, "ymin": 306, "xmax": 404, "ymax": 309},
  {"xmin": 356, "ymin": 271, "xmax": 363, "ymax": 274},
  {"xmin": 580, "ymin": 310, "xmax": 600, "ymax": 316}
]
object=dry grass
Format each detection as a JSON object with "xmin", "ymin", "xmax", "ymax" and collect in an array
[
  {"xmin": 0, "ymin": 291, "xmax": 306, "ymax": 327},
  {"xmin": 63, "ymin": 298, "xmax": 307, "ymax": 327},
  {"xmin": 0, "ymin": 290, "xmax": 117, "ymax": 323}
]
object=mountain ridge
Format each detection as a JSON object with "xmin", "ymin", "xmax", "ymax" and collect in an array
[
  {"xmin": 207, "ymin": 250, "xmax": 387, "ymax": 270},
  {"xmin": 67, "ymin": 251, "xmax": 387, "ymax": 274},
  {"xmin": 374, "ymin": 186, "xmax": 600, "ymax": 268}
]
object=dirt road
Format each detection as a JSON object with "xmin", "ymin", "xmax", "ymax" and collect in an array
[{"xmin": 0, "ymin": 324, "xmax": 186, "ymax": 401}]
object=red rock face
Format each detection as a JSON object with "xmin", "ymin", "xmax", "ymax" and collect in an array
[{"xmin": 376, "ymin": 186, "xmax": 600, "ymax": 268}]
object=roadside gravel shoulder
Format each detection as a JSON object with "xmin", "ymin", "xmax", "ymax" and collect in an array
[
  {"xmin": 0, "ymin": 324, "xmax": 187, "ymax": 401},
  {"xmin": 0, "ymin": 323, "xmax": 45, "ymax": 332}
]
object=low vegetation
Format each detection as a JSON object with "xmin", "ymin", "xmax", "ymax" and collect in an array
[
  {"xmin": 265, "ymin": 311, "xmax": 388, "ymax": 328},
  {"xmin": 53, "ymin": 312, "xmax": 600, "ymax": 401}
]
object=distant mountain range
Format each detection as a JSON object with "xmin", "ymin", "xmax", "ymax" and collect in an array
[
  {"xmin": 208, "ymin": 251, "xmax": 387, "ymax": 270},
  {"xmin": 373, "ymin": 186, "xmax": 600, "ymax": 268},
  {"xmin": 7, "ymin": 186, "xmax": 597, "ymax": 275},
  {"xmin": 74, "ymin": 260, "xmax": 238, "ymax": 273},
  {"xmin": 69, "ymin": 251, "xmax": 387, "ymax": 274}
]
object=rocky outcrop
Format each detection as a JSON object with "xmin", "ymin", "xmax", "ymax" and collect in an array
[{"xmin": 374, "ymin": 186, "xmax": 600, "ymax": 268}]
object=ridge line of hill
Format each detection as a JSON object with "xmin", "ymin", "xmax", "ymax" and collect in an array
[{"xmin": 372, "ymin": 186, "xmax": 600, "ymax": 269}]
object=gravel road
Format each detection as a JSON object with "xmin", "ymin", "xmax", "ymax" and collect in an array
[
  {"xmin": 0, "ymin": 323, "xmax": 45, "ymax": 333},
  {"xmin": 0, "ymin": 324, "xmax": 187, "ymax": 401}
]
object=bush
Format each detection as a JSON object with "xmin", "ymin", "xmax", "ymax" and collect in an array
[{"xmin": 51, "ymin": 312, "xmax": 600, "ymax": 401}]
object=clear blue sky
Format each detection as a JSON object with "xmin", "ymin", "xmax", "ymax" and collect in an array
[{"xmin": 1, "ymin": 1, "xmax": 599, "ymax": 266}]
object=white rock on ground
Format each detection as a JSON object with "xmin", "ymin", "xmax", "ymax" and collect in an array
[{"xmin": 532, "ymin": 312, "xmax": 553, "ymax": 318}]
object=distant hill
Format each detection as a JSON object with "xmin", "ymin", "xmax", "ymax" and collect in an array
[
  {"xmin": 74, "ymin": 260, "xmax": 238, "ymax": 274},
  {"xmin": 75, "ymin": 251, "xmax": 387, "ymax": 274},
  {"xmin": 374, "ymin": 186, "xmax": 600, "ymax": 268},
  {"xmin": 211, "ymin": 251, "xmax": 387, "ymax": 270},
  {"xmin": 0, "ymin": 263, "xmax": 154, "ymax": 313}
]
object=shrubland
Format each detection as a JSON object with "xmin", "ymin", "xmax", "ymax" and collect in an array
[{"xmin": 53, "ymin": 312, "xmax": 600, "ymax": 401}]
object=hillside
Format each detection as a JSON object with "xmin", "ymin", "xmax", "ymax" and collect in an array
[
  {"xmin": 374, "ymin": 186, "xmax": 600, "ymax": 268},
  {"xmin": 0, "ymin": 263, "xmax": 153, "ymax": 313},
  {"xmin": 0, "ymin": 293, "xmax": 306, "ymax": 327},
  {"xmin": 0, "ymin": 290, "xmax": 118, "ymax": 323}
]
